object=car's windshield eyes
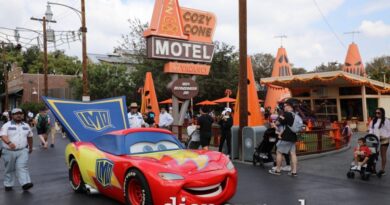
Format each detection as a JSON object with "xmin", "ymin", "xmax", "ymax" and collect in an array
[{"xmin": 129, "ymin": 141, "xmax": 180, "ymax": 154}]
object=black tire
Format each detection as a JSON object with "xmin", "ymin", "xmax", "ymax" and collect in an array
[
  {"xmin": 124, "ymin": 169, "xmax": 153, "ymax": 205},
  {"xmin": 350, "ymin": 172, "xmax": 355, "ymax": 179},
  {"xmin": 347, "ymin": 172, "xmax": 352, "ymax": 179},
  {"xmin": 69, "ymin": 158, "xmax": 86, "ymax": 193}
]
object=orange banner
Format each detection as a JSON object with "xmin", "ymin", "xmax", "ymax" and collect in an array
[{"xmin": 164, "ymin": 62, "xmax": 210, "ymax": 75}]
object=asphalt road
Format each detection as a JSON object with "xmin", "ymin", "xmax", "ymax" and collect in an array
[{"xmin": 1, "ymin": 131, "xmax": 389, "ymax": 205}]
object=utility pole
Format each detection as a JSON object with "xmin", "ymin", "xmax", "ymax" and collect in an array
[
  {"xmin": 238, "ymin": 0, "xmax": 248, "ymax": 160},
  {"xmin": 81, "ymin": 0, "xmax": 89, "ymax": 101},
  {"xmin": 1, "ymin": 42, "xmax": 9, "ymax": 111},
  {"xmin": 31, "ymin": 16, "xmax": 56, "ymax": 97}
]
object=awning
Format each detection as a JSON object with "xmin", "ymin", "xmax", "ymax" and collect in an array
[
  {"xmin": 261, "ymin": 71, "xmax": 390, "ymax": 93},
  {"xmin": 0, "ymin": 88, "xmax": 23, "ymax": 97}
]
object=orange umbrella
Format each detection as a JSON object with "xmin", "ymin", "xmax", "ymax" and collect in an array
[
  {"xmin": 159, "ymin": 98, "xmax": 183, "ymax": 104},
  {"xmin": 213, "ymin": 97, "xmax": 236, "ymax": 103},
  {"xmin": 196, "ymin": 100, "xmax": 217, "ymax": 106}
]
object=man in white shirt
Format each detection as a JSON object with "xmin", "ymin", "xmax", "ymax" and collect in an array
[
  {"xmin": 127, "ymin": 103, "xmax": 145, "ymax": 128},
  {"xmin": 0, "ymin": 108, "xmax": 34, "ymax": 191},
  {"xmin": 159, "ymin": 107, "xmax": 174, "ymax": 130}
]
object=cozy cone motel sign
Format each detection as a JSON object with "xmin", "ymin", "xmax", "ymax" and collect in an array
[{"xmin": 144, "ymin": 0, "xmax": 217, "ymax": 76}]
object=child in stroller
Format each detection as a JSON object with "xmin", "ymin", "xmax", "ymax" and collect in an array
[
  {"xmin": 253, "ymin": 127, "xmax": 291, "ymax": 170},
  {"xmin": 347, "ymin": 135, "xmax": 379, "ymax": 180}
]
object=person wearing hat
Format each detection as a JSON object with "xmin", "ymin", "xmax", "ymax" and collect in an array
[
  {"xmin": 0, "ymin": 108, "xmax": 34, "ymax": 191},
  {"xmin": 128, "ymin": 102, "xmax": 145, "ymax": 128},
  {"xmin": 218, "ymin": 108, "xmax": 233, "ymax": 156}
]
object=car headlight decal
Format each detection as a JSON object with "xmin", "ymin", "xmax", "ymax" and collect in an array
[{"xmin": 158, "ymin": 172, "xmax": 184, "ymax": 180}]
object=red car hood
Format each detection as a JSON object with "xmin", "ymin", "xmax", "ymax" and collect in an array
[{"xmin": 129, "ymin": 149, "xmax": 226, "ymax": 174}]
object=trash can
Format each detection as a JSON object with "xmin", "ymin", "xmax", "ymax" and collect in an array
[
  {"xmin": 230, "ymin": 126, "xmax": 240, "ymax": 160},
  {"xmin": 242, "ymin": 126, "xmax": 267, "ymax": 162}
]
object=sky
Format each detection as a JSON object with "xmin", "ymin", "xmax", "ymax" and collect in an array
[{"xmin": 0, "ymin": 0, "xmax": 389, "ymax": 70}]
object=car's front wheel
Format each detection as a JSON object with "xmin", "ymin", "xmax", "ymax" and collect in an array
[
  {"xmin": 124, "ymin": 169, "xmax": 153, "ymax": 205},
  {"xmin": 69, "ymin": 158, "xmax": 86, "ymax": 193}
]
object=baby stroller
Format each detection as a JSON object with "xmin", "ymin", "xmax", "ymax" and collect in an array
[
  {"xmin": 186, "ymin": 125, "xmax": 201, "ymax": 149},
  {"xmin": 346, "ymin": 134, "xmax": 379, "ymax": 180},
  {"xmin": 253, "ymin": 128, "xmax": 278, "ymax": 167}
]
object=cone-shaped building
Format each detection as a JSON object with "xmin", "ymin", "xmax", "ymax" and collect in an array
[
  {"xmin": 342, "ymin": 43, "xmax": 366, "ymax": 76},
  {"xmin": 141, "ymin": 72, "xmax": 160, "ymax": 124},
  {"xmin": 233, "ymin": 56, "xmax": 265, "ymax": 126},
  {"xmin": 264, "ymin": 47, "xmax": 292, "ymax": 111}
]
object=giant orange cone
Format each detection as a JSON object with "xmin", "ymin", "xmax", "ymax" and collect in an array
[
  {"xmin": 342, "ymin": 43, "xmax": 365, "ymax": 76},
  {"xmin": 141, "ymin": 72, "xmax": 160, "ymax": 124},
  {"xmin": 264, "ymin": 47, "xmax": 292, "ymax": 111},
  {"xmin": 233, "ymin": 56, "xmax": 265, "ymax": 126}
]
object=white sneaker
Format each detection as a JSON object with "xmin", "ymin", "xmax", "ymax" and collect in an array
[
  {"xmin": 351, "ymin": 165, "xmax": 358, "ymax": 171},
  {"xmin": 357, "ymin": 166, "xmax": 361, "ymax": 171},
  {"xmin": 281, "ymin": 166, "xmax": 292, "ymax": 172},
  {"xmin": 271, "ymin": 166, "xmax": 277, "ymax": 171}
]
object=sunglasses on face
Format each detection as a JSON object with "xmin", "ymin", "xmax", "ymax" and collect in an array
[{"xmin": 376, "ymin": 112, "xmax": 382, "ymax": 114}]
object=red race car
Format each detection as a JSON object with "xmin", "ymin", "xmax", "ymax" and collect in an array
[{"xmin": 65, "ymin": 128, "xmax": 237, "ymax": 205}]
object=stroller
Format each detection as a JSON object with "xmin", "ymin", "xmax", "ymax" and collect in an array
[
  {"xmin": 253, "ymin": 128, "xmax": 278, "ymax": 167},
  {"xmin": 347, "ymin": 134, "xmax": 380, "ymax": 180},
  {"xmin": 185, "ymin": 125, "xmax": 201, "ymax": 149}
]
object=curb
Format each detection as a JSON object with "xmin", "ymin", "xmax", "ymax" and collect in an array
[{"xmin": 232, "ymin": 143, "xmax": 351, "ymax": 164}]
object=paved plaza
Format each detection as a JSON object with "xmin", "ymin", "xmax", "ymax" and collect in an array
[{"xmin": 1, "ymin": 131, "xmax": 389, "ymax": 205}]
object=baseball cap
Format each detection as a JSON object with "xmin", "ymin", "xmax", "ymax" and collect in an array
[
  {"xmin": 11, "ymin": 108, "xmax": 23, "ymax": 114},
  {"xmin": 225, "ymin": 108, "xmax": 232, "ymax": 113}
]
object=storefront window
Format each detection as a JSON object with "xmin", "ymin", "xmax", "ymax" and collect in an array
[
  {"xmin": 313, "ymin": 99, "xmax": 338, "ymax": 122},
  {"xmin": 366, "ymin": 98, "xmax": 378, "ymax": 118},
  {"xmin": 340, "ymin": 99, "xmax": 363, "ymax": 121},
  {"xmin": 339, "ymin": 87, "xmax": 361, "ymax": 95}
]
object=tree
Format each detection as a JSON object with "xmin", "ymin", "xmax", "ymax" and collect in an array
[
  {"xmin": 69, "ymin": 63, "xmax": 132, "ymax": 101},
  {"xmin": 28, "ymin": 50, "xmax": 81, "ymax": 75},
  {"xmin": 313, "ymin": 61, "xmax": 342, "ymax": 73},
  {"xmin": 251, "ymin": 53, "xmax": 274, "ymax": 80},
  {"xmin": 366, "ymin": 56, "xmax": 390, "ymax": 83},
  {"xmin": 197, "ymin": 42, "xmax": 239, "ymax": 100},
  {"xmin": 292, "ymin": 67, "xmax": 307, "ymax": 75}
]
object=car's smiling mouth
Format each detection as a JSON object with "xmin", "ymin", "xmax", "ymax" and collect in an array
[{"xmin": 184, "ymin": 179, "xmax": 227, "ymax": 198}]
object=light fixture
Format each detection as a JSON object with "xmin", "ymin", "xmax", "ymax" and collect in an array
[
  {"xmin": 45, "ymin": 4, "xmax": 53, "ymax": 21},
  {"xmin": 32, "ymin": 88, "xmax": 37, "ymax": 95}
]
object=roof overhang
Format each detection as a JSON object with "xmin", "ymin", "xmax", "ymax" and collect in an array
[{"xmin": 261, "ymin": 71, "xmax": 390, "ymax": 93}]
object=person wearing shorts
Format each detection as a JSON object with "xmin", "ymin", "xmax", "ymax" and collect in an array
[
  {"xmin": 269, "ymin": 99, "xmax": 299, "ymax": 176},
  {"xmin": 34, "ymin": 108, "xmax": 50, "ymax": 149},
  {"xmin": 369, "ymin": 107, "xmax": 390, "ymax": 176}
]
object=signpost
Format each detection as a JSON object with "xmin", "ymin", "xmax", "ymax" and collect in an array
[{"xmin": 144, "ymin": 0, "xmax": 217, "ymax": 137}]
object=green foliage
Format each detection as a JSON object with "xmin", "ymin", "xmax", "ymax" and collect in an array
[
  {"xmin": 252, "ymin": 53, "xmax": 274, "ymax": 80},
  {"xmin": 292, "ymin": 67, "xmax": 307, "ymax": 75},
  {"xmin": 69, "ymin": 63, "xmax": 133, "ymax": 101},
  {"xmin": 313, "ymin": 61, "xmax": 342, "ymax": 73},
  {"xmin": 27, "ymin": 50, "xmax": 81, "ymax": 75},
  {"xmin": 366, "ymin": 56, "xmax": 390, "ymax": 83},
  {"xmin": 197, "ymin": 42, "xmax": 239, "ymax": 100},
  {"xmin": 20, "ymin": 102, "xmax": 45, "ymax": 114}
]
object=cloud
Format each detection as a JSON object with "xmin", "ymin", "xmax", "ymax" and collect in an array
[
  {"xmin": 362, "ymin": 0, "xmax": 390, "ymax": 14},
  {"xmin": 359, "ymin": 20, "xmax": 390, "ymax": 38}
]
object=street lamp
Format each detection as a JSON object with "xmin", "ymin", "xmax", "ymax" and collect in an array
[
  {"xmin": 31, "ymin": 4, "xmax": 57, "ymax": 97},
  {"xmin": 48, "ymin": 1, "xmax": 89, "ymax": 101}
]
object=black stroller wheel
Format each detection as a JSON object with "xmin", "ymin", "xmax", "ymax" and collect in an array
[
  {"xmin": 252, "ymin": 154, "xmax": 257, "ymax": 166},
  {"xmin": 347, "ymin": 171, "xmax": 355, "ymax": 179}
]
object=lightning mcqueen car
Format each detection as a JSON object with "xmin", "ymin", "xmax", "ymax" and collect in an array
[{"xmin": 66, "ymin": 128, "xmax": 237, "ymax": 205}]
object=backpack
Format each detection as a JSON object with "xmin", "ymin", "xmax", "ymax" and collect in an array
[{"xmin": 288, "ymin": 112, "xmax": 304, "ymax": 133}]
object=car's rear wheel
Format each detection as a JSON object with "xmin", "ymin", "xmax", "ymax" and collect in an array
[
  {"xmin": 69, "ymin": 158, "xmax": 86, "ymax": 193},
  {"xmin": 124, "ymin": 169, "xmax": 153, "ymax": 205}
]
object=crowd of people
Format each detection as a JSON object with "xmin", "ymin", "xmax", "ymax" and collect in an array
[{"xmin": 0, "ymin": 100, "xmax": 389, "ymax": 193}]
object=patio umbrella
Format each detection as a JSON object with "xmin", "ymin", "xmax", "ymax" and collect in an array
[
  {"xmin": 159, "ymin": 98, "xmax": 183, "ymax": 104},
  {"xmin": 213, "ymin": 97, "xmax": 236, "ymax": 108},
  {"xmin": 196, "ymin": 100, "xmax": 217, "ymax": 106}
]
